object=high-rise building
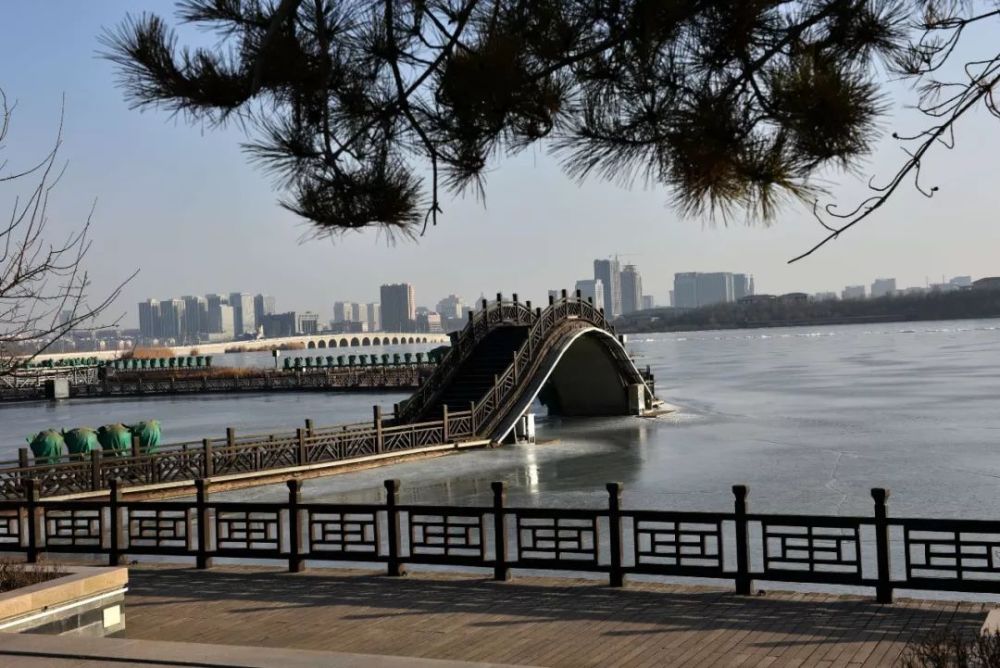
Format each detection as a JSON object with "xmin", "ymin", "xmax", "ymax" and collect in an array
[
  {"xmin": 182, "ymin": 295, "xmax": 207, "ymax": 342},
  {"xmin": 673, "ymin": 272, "xmax": 740, "ymax": 308},
  {"xmin": 297, "ymin": 312, "xmax": 319, "ymax": 335},
  {"xmin": 217, "ymin": 304, "xmax": 235, "ymax": 339},
  {"xmin": 138, "ymin": 299, "xmax": 161, "ymax": 339},
  {"xmin": 436, "ymin": 295, "xmax": 464, "ymax": 320},
  {"xmin": 673, "ymin": 273, "xmax": 699, "ymax": 309},
  {"xmin": 699, "ymin": 273, "xmax": 734, "ymax": 305},
  {"xmin": 641, "ymin": 295, "xmax": 655, "ymax": 310},
  {"xmin": 593, "ymin": 258, "xmax": 622, "ymax": 317},
  {"xmin": 228, "ymin": 292, "xmax": 255, "ymax": 336},
  {"xmin": 415, "ymin": 312, "xmax": 444, "ymax": 333},
  {"xmin": 548, "ymin": 289, "xmax": 563, "ymax": 302},
  {"xmin": 261, "ymin": 312, "xmax": 296, "ymax": 338},
  {"xmin": 619, "ymin": 265, "xmax": 642, "ymax": 314},
  {"xmin": 205, "ymin": 294, "xmax": 228, "ymax": 333},
  {"xmin": 159, "ymin": 299, "xmax": 186, "ymax": 341},
  {"xmin": 253, "ymin": 294, "xmax": 275, "ymax": 327},
  {"xmin": 732, "ymin": 274, "xmax": 753, "ymax": 301},
  {"xmin": 574, "ymin": 279, "xmax": 604, "ymax": 311},
  {"xmin": 351, "ymin": 302, "xmax": 368, "ymax": 325},
  {"xmin": 871, "ymin": 278, "xmax": 896, "ymax": 298},
  {"xmin": 380, "ymin": 283, "xmax": 416, "ymax": 332},
  {"xmin": 842, "ymin": 285, "xmax": 867, "ymax": 300},
  {"xmin": 367, "ymin": 303, "xmax": 381, "ymax": 332},
  {"xmin": 332, "ymin": 302, "xmax": 352, "ymax": 323}
]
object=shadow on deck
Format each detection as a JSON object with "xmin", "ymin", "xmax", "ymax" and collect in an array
[{"xmin": 123, "ymin": 565, "xmax": 989, "ymax": 667}]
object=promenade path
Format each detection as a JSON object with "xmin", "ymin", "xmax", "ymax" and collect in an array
[{"xmin": 124, "ymin": 565, "xmax": 991, "ymax": 667}]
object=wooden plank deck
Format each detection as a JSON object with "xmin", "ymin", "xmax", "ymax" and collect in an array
[{"xmin": 124, "ymin": 565, "xmax": 991, "ymax": 667}]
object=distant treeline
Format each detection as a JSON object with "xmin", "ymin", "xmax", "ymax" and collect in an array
[{"xmin": 615, "ymin": 288, "xmax": 1000, "ymax": 333}]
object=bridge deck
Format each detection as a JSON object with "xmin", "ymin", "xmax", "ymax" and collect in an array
[{"xmin": 124, "ymin": 565, "xmax": 989, "ymax": 667}]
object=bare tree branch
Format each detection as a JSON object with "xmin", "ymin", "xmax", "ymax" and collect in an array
[{"xmin": 0, "ymin": 90, "xmax": 136, "ymax": 376}]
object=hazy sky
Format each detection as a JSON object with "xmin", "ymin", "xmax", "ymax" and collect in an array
[{"xmin": 1, "ymin": 2, "xmax": 998, "ymax": 327}]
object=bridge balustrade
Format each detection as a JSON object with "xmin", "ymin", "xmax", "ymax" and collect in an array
[{"xmin": 4, "ymin": 479, "xmax": 996, "ymax": 603}]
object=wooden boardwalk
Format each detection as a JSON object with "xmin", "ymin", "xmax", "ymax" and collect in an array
[{"xmin": 124, "ymin": 565, "xmax": 991, "ymax": 667}]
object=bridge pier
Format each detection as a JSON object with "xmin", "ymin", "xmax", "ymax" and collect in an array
[{"xmin": 628, "ymin": 384, "xmax": 646, "ymax": 415}]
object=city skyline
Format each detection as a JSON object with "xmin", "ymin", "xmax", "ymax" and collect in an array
[{"xmin": 2, "ymin": 2, "xmax": 998, "ymax": 332}]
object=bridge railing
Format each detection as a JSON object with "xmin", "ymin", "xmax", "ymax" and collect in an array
[
  {"xmin": 469, "ymin": 295, "xmax": 613, "ymax": 434},
  {"xmin": 400, "ymin": 293, "xmax": 613, "ymax": 425},
  {"xmin": 0, "ymin": 409, "xmax": 476, "ymax": 500},
  {"xmin": 3, "ymin": 478, "xmax": 987, "ymax": 604},
  {"xmin": 397, "ymin": 296, "xmax": 538, "ymax": 422}
]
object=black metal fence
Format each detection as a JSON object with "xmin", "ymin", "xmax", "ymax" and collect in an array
[{"xmin": 3, "ymin": 478, "xmax": 999, "ymax": 603}]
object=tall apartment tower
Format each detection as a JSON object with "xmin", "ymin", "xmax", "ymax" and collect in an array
[
  {"xmin": 351, "ymin": 303, "xmax": 368, "ymax": 325},
  {"xmin": 253, "ymin": 294, "xmax": 275, "ymax": 327},
  {"xmin": 619, "ymin": 264, "xmax": 643, "ymax": 314},
  {"xmin": 574, "ymin": 279, "xmax": 604, "ymax": 311},
  {"xmin": 228, "ymin": 292, "xmax": 255, "ymax": 336},
  {"xmin": 593, "ymin": 258, "xmax": 622, "ymax": 317},
  {"xmin": 673, "ymin": 272, "xmax": 740, "ymax": 308},
  {"xmin": 159, "ymin": 299, "xmax": 186, "ymax": 341},
  {"xmin": 138, "ymin": 299, "xmax": 161, "ymax": 339},
  {"xmin": 380, "ymin": 283, "xmax": 416, "ymax": 332},
  {"xmin": 332, "ymin": 302, "xmax": 352, "ymax": 323},
  {"xmin": 366, "ymin": 303, "xmax": 381, "ymax": 332},
  {"xmin": 205, "ymin": 294, "xmax": 228, "ymax": 332},
  {"xmin": 732, "ymin": 274, "xmax": 753, "ymax": 301},
  {"xmin": 182, "ymin": 295, "xmax": 207, "ymax": 342},
  {"xmin": 673, "ymin": 273, "xmax": 699, "ymax": 309}
]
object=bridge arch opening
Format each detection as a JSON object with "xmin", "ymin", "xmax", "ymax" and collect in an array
[
  {"xmin": 328, "ymin": 339, "xmax": 336, "ymax": 348},
  {"xmin": 339, "ymin": 339, "xmax": 349, "ymax": 348},
  {"xmin": 535, "ymin": 331, "xmax": 635, "ymax": 417},
  {"xmin": 362, "ymin": 337, "xmax": 371, "ymax": 346},
  {"xmin": 391, "ymin": 337, "xmax": 399, "ymax": 345},
  {"xmin": 408, "ymin": 336, "xmax": 415, "ymax": 344},
  {"xmin": 307, "ymin": 341, "xmax": 316, "ymax": 349},
  {"xmin": 372, "ymin": 337, "xmax": 382, "ymax": 345},
  {"xmin": 350, "ymin": 337, "xmax": 360, "ymax": 347},
  {"xmin": 317, "ymin": 340, "xmax": 327, "ymax": 348}
]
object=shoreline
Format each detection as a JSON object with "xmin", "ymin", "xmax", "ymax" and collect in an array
[{"xmin": 617, "ymin": 311, "xmax": 1000, "ymax": 335}]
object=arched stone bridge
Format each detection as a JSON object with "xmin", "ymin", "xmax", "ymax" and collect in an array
[{"xmin": 397, "ymin": 292, "xmax": 658, "ymax": 442}]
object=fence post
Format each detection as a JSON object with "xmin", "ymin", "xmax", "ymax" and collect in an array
[
  {"xmin": 442, "ymin": 405, "xmax": 449, "ymax": 442},
  {"xmin": 733, "ymin": 484, "xmax": 753, "ymax": 595},
  {"xmin": 304, "ymin": 419, "xmax": 314, "ymax": 437},
  {"xmin": 492, "ymin": 481, "xmax": 510, "ymax": 581},
  {"xmin": 202, "ymin": 438, "xmax": 214, "ymax": 477},
  {"xmin": 24, "ymin": 478, "xmax": 39, "ymax": 564},
  {"xmin": 131, "ymin": 434, "xmax": 141, "ymax": 459},
  {"xmin": 384, "ymin": 479, "xmax": 406, "ymax": 576},
  {"xmin": 108, "ymin": 479, "xmax": 123, "ymax": 566},
  {"xmin": 470, "ymin": 401, "xmax": 477, "ymax": 434},
  {"xmin": 91, "ymin": 449, "xmax": 102, "ymax": 491},
  {"xmin": 195, "ymin": 479, "xmax": 213, "ymax": 569},
  {"xmin": 607, "ymin": 482, "xmax": 624, "ymax": 587},
  {"xmin": 226, "ymin": 427, "xmax": 236, "ymax": 448},
  {"xmin": 872, "ymin": 488, "xmax": 893, "ymax": 604},
  {"xmin": 296, "ymin": 428, "xmax": 306, "ymax": 465},
  {"xmin": 18, "ymin": 448, "xmax": 29, "ymax": 469},
  {"xmin": 374, "ymin": 405, "xmax": 383, "ymax": 454},
  {"xmin": 287, "ymin": 479, "xmax": 303, "ymax": 573}
]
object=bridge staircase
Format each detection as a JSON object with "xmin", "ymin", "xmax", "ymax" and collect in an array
[{"xmin": 421, "ymin": 326, "xmax": 529, "ymax": 416}]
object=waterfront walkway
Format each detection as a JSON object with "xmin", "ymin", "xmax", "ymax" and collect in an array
[{"xmin": 124, "ymin": 565, "xmax": 990, "ymax": 667}]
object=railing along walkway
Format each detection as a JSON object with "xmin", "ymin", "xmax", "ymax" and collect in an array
[
  {"xmin": 2, "ymin": 479, "xmax": 997, "ymax": 603},
  {"xmin": 0, "ymin": 408, "xmax": 475, "ymax": 500}
]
